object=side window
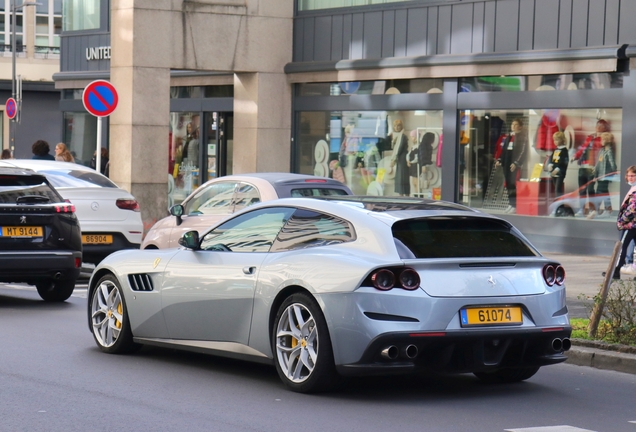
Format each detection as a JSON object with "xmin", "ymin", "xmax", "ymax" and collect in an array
[
  {"xmin": 232, "ymin": 182, "xmax": 261, "ymax": 212},
  {"xmin": 200, "ymin": 207, "xmax": 295, "ymax": 253},
  {"xmin": 271, "ymin": 209, "xmax": 355, "ymax": 252},
  {"xmin": 183, "ymin": 181, "xmax": 237, "ymax": 216}
]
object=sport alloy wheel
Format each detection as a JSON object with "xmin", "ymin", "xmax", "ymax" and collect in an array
[
  {"xmin": 90, "ymin": 275, "xmax": 138, "ymax": 354},
  {"xmin": 36, "ymin": 280, "xmax": 75, "ymax": 302},
  {"xmin": 474, "ymin": 366, "xmax": 540, "ymax": 383},
  {"xmin": 273, "ymin": 293, "xmax": 338, "ymax": 393}
]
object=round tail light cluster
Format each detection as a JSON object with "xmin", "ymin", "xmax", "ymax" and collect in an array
[
  {"xmin": 543, "ymin": 264, "xmax": 565, "ymax": 286},
  {"xmin": 369, "ymin": 267, "xmax": 420, "ymax": 291}
]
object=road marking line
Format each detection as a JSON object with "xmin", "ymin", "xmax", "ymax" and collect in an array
[{"xmin": 505, "ymin": 427, "xmax": 596, "ymax": 432}]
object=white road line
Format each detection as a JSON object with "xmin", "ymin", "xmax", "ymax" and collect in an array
[{"xmin": 505, "ymin": 427, "xmax": 597, "ymax": 432}]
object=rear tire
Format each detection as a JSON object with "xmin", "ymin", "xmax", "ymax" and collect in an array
[
  {"xmin": 36, "ymin": 280, "xmax": 75, "ymax": 302},
  {"xmin": 272, "ymin": 293, "xmax": 339, "ymax": 393},
  {"xmin": 474, "ymin": 366, "xmax": 540, "ymax": 383},
  {"xmin": 90, "ymin": 274, "xmax": 139, "ymax": 354}
]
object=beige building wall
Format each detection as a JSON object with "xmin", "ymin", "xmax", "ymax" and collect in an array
[{"xmin": 110, "ymin": 0, "xmax": 293, "ymax": 230}]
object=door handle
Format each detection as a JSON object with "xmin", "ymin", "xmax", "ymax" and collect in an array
[{"xmin": 243, "ymin": 266, "xmax": 256, "ymax": 275}]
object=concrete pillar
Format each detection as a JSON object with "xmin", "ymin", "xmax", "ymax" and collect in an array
[
  {"xmin": 110, "ymin": 1, "xmax": 172, "ymax": 232},
  {"xmin": 233, "ymin": 72, "xmax": 292, "ymax": 173}
]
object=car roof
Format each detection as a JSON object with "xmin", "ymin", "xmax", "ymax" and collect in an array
[
  {"xmin": 0, "ymin": 159, "xmax": 96, "ymax": 173},
  {"xmin": 316, "ymin": 195, "xmax": 476, "ymax": 213},
  {"xmin": 235, "ymin": 172, "xmax": 346, "ymax": 186}
]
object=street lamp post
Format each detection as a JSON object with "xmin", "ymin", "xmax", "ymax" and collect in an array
[{"xmin": 10, "ymin": 0, "xmax": 40, "ymax": 150}]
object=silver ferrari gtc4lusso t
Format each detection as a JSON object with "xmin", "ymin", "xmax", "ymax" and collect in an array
[{"xmin": 87, "ymin": 196, "xmax": 571, "ymax": 393}]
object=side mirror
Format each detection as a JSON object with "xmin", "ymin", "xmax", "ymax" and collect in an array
[
  {"xmin": 170, "ymin": 204, "xmax": 184, "ymax": 226},
  {"xmin": 178, "ymin": 230, "xmax": 200, "ymax": 250}
]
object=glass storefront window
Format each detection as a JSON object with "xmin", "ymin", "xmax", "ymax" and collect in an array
[
  {"xmin": 298, "ymin": 110, "xmax": 443, "ymax": 198},
  {"xmin": 62, "ymin": 0, "xmax": 100, "ymax": 31},
  {"xmin": 62, "ymin": 112, "xmax": 98, "ymax": 168},
  {"xmin": 460, "ymin": 73, "xmax": 623, "ymax": 92},
  {"xmin": 169, "ymin": 112, "xmax": 201, "ymax": 207},
  {"xmin": 458, "ymin": 108, "xmax": 622, "ymax": 221},
  {"xmin": 298, "ymin": 79, "xmax": 444, "ymax": 96}
]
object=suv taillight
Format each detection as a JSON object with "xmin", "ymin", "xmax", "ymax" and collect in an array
[
  {"xmin": 116, "ymin": 199, "xmax": 140, "ymax": 212},
  {"xmin": 55, "ymin": 204, "xmax": 75, "ymax": 213}
]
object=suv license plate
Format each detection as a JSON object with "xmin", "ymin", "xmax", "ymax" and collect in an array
[
  {"xmin": 1, "ymin": 226, "xmax": 43, "ymax": 237},
  {"xmin": 82, "ymin": 234, "xmax": 113, "ymax": 245},
  {"xmin": 460, "ymin": 306, "xmax": 522, "ymax": 327}
]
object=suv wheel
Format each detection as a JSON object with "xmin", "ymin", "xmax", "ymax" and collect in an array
[{"xmin": 36, "ymin": 280, "xmax": 75, "ymax": 302}]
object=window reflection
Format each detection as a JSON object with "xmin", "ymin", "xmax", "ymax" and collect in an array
[
  {"xmin": 460, "ymin": 73, "xmax": 623, "ymax": 92},
  {"xmin": 298, "ymin": 110, "xmax": 443, "ymax": 198},
  {"xmin": 458, "ymin": 108, "xmax": 622, "ymax": 221}
]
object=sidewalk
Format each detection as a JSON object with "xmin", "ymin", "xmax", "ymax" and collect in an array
[{"xmin": 544, "ymin": 252, "xmax": 636, "ymax": 375}]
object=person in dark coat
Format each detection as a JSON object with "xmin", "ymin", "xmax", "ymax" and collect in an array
[
  {"xmin": 91, "ymin": 147, "xmax": 110, "ymax": 176},
  {"xmin": 31, "ymin": 140, "xmax": 55, "ymax": 160}
]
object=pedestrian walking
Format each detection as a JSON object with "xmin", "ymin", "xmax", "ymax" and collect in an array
[{"xmin": 611, "ymin": 165, "xmax": 636, "ymax": 279}]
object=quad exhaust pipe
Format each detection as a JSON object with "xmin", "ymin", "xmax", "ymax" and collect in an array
[
  {"xmin": 551, "ymin": 337, "xmax": 571, "ymax": 352},
  {"xmin": 381, "ymin": 346, "xmax": 399, "ymax": 360}
]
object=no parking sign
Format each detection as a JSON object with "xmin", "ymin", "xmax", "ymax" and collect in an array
[
  {"xmin": 5, "ymin": 98, "xmax": 17, "ymax": 120},
  {"xmin": 82, "ymin": 80, "xmax": 118, "ymax": 117},
  {"xmin": 83, "ymin": 80, "xmax": 118, "ymax": 173}
]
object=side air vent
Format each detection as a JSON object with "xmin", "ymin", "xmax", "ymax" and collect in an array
[{"xmin": 128, "ymin": 274, "xmax": 154, "ymax": 292}]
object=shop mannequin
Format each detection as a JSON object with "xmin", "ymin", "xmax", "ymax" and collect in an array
[
  {"xmin": 389, "ymin": 119, "xmax": 410, "ymax": 196},
  {"xmin": 495, "ymin": 118, "xmax": 528, "ymax": 214},
  {"xmin": 572, "ymin": 119, "xmax": 609, "ymax": 216},
  {"xmin": 548, "ymin": 131, "xmax": 569, "ymax": 197},
  {"xmin": 407, "ymin": 130, "xmax": 419, "ymax": 195}
]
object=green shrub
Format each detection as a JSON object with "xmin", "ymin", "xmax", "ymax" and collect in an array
[{"xmin": 582, "ymin": 279, "xmax": 636, "ymax": 346}]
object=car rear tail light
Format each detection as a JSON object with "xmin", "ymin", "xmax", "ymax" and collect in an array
[
  {"xmin": 304, "ymin": 179, "xmax": 327, "ymax": 183},
  {"xmin": 75, "ymin": 258, "xmax": 81, "ymax": 268},
  {"xmin": 55, "ymin": 204, "xmax": 75, "ymax": 213},
  {"xmin": 369, "ymin": 267, "xmax": 420, "ymax": 291},
  {"xmin": 543, "ymin": 264, "xmax": 565, "ymax": 286},
  {"xmin": 371, "ymin": 269, "xmax": 395, "ymax": 291},
  {"xmin": 116, "ymin": 199, "xmax": 140, "ymax": 212},
  {"xmin": 399, "ymin": 268, "xmax": 420, "ymax": 290},
  {"xmin": 554, "ymin": 265, "xmax": 565, "ymax": 286}
]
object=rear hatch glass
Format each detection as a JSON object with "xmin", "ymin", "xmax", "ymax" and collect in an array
[
  {"xmin": 36, "ymin": 169, "xmax": 118, "ymax": 189},
  {"xmin": 392, "ymin": 216, "xmax": 537, "ymax": 259},
  {"xmin": 0, "ymin": 175, "xmax": 62, "ymax": 203},
  {"xmin": 290, "ymin": 188, "xmax": 349, "ymax": 197}
]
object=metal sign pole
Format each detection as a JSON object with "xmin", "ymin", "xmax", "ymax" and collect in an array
[{"xmin": 96, "ymin": 117, "xmax": 102, "ymax": 173}]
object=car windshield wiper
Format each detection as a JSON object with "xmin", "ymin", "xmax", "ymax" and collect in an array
[{"xmin": 16, "ymin": 195, "xmax": 51, "ymax": 204}]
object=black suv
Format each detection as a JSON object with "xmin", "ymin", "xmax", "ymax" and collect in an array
[{"xmin": 0, "ymin": 167, "xmax": 82, "ymax": 301}]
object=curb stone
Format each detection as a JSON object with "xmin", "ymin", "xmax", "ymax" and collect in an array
[{"xmin": 566, "ymin": 340, "xmax": 636, "ymax": 375}]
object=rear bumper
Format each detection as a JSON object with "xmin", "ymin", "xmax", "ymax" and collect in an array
[
  {"xmin": 82, "ymin": 232, "xmax": 140, "ymax": 264},
  {"xmin": 336, "ymin": 327, "xmax": 571, "ymax": 376},
  {"xmin": 0, "ymin": 251, "xmax": 81, "ymax": 284}
]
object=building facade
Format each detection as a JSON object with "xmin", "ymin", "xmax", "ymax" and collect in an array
[
  {"xmin": 55, "ymin": 0, "xmax": 636, "ymax": 255},
  {"xmin": 0, "ymin": 0, "xmax": 62, "ymax": 157}
]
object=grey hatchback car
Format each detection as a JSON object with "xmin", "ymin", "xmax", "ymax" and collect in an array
[{"xmin": 141, "ymin": 173, "xmax": 352, "ymax": 249}]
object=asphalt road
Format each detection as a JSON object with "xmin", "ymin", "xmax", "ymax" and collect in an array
[{"xmin": 1, "ymin": 283, "xmax": 635, "ymax": 432}]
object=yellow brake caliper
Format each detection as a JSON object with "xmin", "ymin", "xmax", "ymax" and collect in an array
[{"xmin": 115, "ymin": 303, "xmax": 122, "ymax": 329}]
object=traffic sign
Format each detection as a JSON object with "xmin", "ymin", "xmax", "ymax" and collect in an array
[
  {"xmin": 5, "ymin": 98, "xmax": 17, "ymax": 120},
  {"xmin": 82, "ymin": 80, "xmax": 118, "ymax": 117}
]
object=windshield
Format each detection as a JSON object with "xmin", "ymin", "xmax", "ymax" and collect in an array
[
  {"xmin": 392, "ymin": 217, "xmax": 538, "ymax": 258},
  {"xmin": 37, "ymin": 169, "xmax": 118, "ymax": 188}
]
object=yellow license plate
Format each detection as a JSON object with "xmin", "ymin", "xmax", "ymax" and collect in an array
[
  {"xmin": 82, "ymin": 234, "xmax": 113, "ymax": 245},
  {"xmin": 460, "ymin": 306, "xmax": 523, "ymax": 327},
  {"xmin": 2, "ymin": 226, "xmax": 43, "ymax": 237}
]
